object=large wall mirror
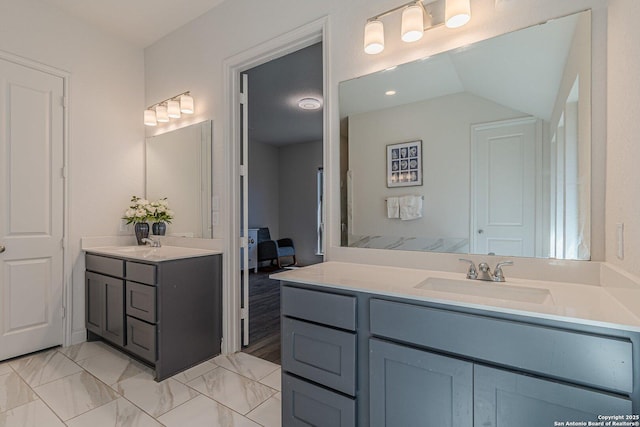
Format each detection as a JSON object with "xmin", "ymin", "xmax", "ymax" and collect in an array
[
  {"xmin": 340, "ymin": 11, "xmax": 591, "ymax": 260},
  {"xmin": 145, "ymin": 121, "xmax": 213, "ymax": 238}
]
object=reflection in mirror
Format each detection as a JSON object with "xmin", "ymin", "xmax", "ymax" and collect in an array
[
  {"xmin": 340, "ymin": 11, "xmax": 591, "ymax": 260},
  {"xmin": 146, "ymin": 121, "xmax": 212, "ymax": 238}
]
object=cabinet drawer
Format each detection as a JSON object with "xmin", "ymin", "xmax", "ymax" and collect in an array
[
  {"xmin": 125, "ymin": 316, "xmax": 156, "ymax": 363},
  {"xmin": 370, "ymin": 299, "xmax": 633, "ymax": 394},
  {"xmin": 282, "ymin": 317, "xmax": 357, "ymax": 396},
  {"xmin": 86, "ymin": 254, "xmax": 124, "ymax": 277},
  {"xmin": 283, "ymin": 373, "xmax": 356, "ymax": 427},
  {"xmin": 126, "ymin": 281, "xmax": 156, "ymax": 323},
  {"xmin": 126, "ymin": 262, "xmax": 156, "ymax": 285},
  {"xmin": 282, "ymin": 286, "xmax": 356, "ymax": 331}
]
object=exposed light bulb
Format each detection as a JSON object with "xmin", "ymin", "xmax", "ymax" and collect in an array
[{"xmin": 364, "ymin": 20, "xmax": 385, "ymax": 55}]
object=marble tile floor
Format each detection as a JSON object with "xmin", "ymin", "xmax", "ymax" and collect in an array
[{"xmin": 0, "ymin": 342, "xmax": 282, "ymax": 427}]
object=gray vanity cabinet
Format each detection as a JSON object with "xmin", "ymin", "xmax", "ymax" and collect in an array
[
  {"xmin": 85, "ymin": 252, "xmax": 222, "ymax": 381},
  {"xmin": 280, "ymin": 282, "xmax": 640, "ymax": 426}
]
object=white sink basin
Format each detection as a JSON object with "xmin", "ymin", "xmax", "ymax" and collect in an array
[{"xmin": 415, "ymin": 277, "xmax": 553, "ymax": 305}]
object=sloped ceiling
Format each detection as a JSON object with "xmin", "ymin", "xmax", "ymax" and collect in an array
[
  {"xmin": 340, "ymin": 13, "xmax": 579, "ymax": 122},
  {"xmin": 37, "ymin": 0, "xmax": 227, "ymax": 47}
]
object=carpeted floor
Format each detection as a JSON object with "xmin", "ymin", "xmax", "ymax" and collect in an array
[{"xmin": 241, "ymin": 267, "xmax": 283, "ymax": 364}]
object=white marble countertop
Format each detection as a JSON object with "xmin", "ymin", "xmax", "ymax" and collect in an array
[
  {"xmin": 271, "ymin": 261, "xmax": 640, "ymax": 332},
  {"xmin": 85, "ymin": 245, "xmax": 222, "ymax": 262}
]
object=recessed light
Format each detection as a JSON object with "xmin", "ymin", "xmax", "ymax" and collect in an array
[
  {"xmin": 385, "ymin": 90, "xmax": 397, "ymax": 96},
  {"xmin": 298, "ymin": 97, "xmax": 322, "ymax": 110}
]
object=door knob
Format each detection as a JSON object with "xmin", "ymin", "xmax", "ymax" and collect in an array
[
  {"xmin": 477, "ymin": 229, "xmax": 484, "ymax": 234},
  {"xmin": 0, "ymin": 245, "xmax": 5, "ymax": 253}
]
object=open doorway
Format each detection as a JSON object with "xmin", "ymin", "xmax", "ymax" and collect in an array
[{"xmin": 240, "ymin": 42, "xmax": 324, "ymax": 363}]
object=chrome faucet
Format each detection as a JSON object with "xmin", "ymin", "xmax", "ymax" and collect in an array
[
  {"xmin": 141, "ymin": 237, "xmax": 161, "ymax": 248},
  {"xmin": 459, "ymin": 259, "xmax": 513, "ymax": 282}
]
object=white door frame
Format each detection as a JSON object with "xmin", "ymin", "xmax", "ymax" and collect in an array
[
  {"xmin": 0, "ymin": 50, "xmax": 71, "ymax": 348},
  {"xmin": 222, "ymin": 17, "xmax": 329, "ymax": 354}
]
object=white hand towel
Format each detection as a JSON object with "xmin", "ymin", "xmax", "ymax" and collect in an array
[
  {"xmin": 400, "ymin": 195, "xmax": 423, "ymax": 220},
  {"xmin": 386, "ymin": 197, "xmax": 400, "ymax": 219}
]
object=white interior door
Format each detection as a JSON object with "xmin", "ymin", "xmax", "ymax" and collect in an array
[
  {"xmin": 471, "ymin": 117, "xmax": 539, "ymax": 257},
  {"xmin": 0, "ymin": 58, "xmax": 65, "ymax": 361},
  {"xmin": 240, "ymin": 73, "xmax": 250, "ymax": 346}
]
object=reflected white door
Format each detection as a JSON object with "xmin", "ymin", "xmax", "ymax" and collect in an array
[
  {"xmin": 0, "ymin": 58, "xmax": 65, "ymax": 361},
  {"xmin": 471, "ymin": 118, "xmax": 539, "ymax": 257}
]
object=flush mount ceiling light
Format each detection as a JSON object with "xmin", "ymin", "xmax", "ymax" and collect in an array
[
  {"xmin": 364, "ymin": 0, "xmax": 471, "ymax": 55},
  {"xmin": 143, "ymin": 91, "xmax": 194, "ymax": 126},
  {"xmin": 298, "ymin": 97, "xmax": 322, "ymax": 110},
  {"xmin": 385, "ymin": 90, "xmax": 397, "ymax": 96}
]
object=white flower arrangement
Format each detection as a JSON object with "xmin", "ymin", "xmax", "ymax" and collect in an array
[
  {"xmin": 122, "ymin": 196, "xmax": 173, "ymax": 224},
  {"xmin": 149, "ymin": 198, "xmax": 174, "ymax": 224}
]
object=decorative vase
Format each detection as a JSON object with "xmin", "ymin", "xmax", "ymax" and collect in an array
[
  {"xmin": 152, "ymin": 222, "xmax": 166, "ymax": 236},
  {"xmin": 134, "ymin": 222, "xmax": 150, "ymax": 245}
]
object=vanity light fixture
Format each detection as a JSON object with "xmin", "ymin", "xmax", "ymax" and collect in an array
[
  {"xmin": 143, "ymin": 91, "xmax": 194, "ymax": 126},
  {"xmin": 298, "ymin": 97, "xmax": 322, "ymax": 110},
  {"xmin": 364, "ymin": 0, "xmax": 471, "ymax": 55},
  {"xmin": 167, "ymin": 100, "xmax": 181, "ymax": 118}
]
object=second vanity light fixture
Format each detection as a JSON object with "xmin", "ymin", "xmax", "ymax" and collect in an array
[
  {"xmin": 144, "ymin": 91, "xmax": 194, "ymax": 126},
  {"xmin": 364, "ymin": 0, "xmax": 471, "ymax": 54}
]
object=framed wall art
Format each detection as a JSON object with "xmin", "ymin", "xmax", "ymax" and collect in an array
[{"xmin": 387, "ymin": 140, "xmax": 422, "ymax": 187}]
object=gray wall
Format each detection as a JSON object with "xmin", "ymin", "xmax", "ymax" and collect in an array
[
  {"xmin": 279, "ymin": 141, "xmax": 324, "ymax": 266},
  {"xmin": 248, "ymin": 140, "xmax": 280, "ymax": 239},
  {"xmin": 248, "ymin": 140, "xmax": 323, "ymax": 267}
]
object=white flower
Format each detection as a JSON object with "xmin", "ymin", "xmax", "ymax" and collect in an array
[{"xmin": 136, "ymin": 198, "xmax": 149, "ymax": 206}]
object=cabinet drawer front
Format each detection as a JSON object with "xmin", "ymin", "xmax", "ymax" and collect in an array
[
  {"xmin": 283, "ymin": 373, "xmax": 356, "ymax": 427},
  {"xmin": 126, "ymin": 262, "xmax": 156, "ymax": 285},
  {"xmin": 282, "ymin": 317, "xmax": 357, "ymax": 396},
  {"xmin": 282, "ymin": 286, "xmax": 356, "ymax": 331},
  {"xmin": 126, "ymin": 281, "xmax": 156, "ymax": 323},
  {"xmin": 125, "ymin": 316, "xmax": 156, "ymax": 363},
  {"xmin": 474, "ymin": 365, "xmax": 633, "ymax": 427},
  {"xmin": 370, "ymin": 299, "xmax": 633, "ymax": 394},
  {"xmin": 86, "ymin": 254, "xmax": 124, "ymax": 277}
]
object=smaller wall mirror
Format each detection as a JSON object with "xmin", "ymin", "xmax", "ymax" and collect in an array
[{"xmin": 145, "ymin": 121, "xmax": 212, "ymax": 238}]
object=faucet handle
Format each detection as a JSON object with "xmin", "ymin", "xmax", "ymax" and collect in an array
[
  {"xmin": 459, "ymin": 258, "xmax": 477, "ymax": 279},
  {"xmin": 493, "ymin": 260, "xmax": 513, "ymax": 282}
]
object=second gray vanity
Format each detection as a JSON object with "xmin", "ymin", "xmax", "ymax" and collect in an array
[
  {"xmin": 85, "ymin": 246, "xmax": 222, "ymax": 381},
  {"xmin": 274, "ymin": 262, "xmax": 640, "ymax": 426}
]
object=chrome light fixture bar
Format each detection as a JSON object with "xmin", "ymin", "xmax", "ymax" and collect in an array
[
  {"xmin": 143, "ymin": 91, "xmax": 194, "ymax": 127},
  {"xmin": 364, "ymin": 0, "xmax": 471, "ymax": 55}
]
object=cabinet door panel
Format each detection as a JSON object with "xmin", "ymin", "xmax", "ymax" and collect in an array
[
  {"xmin": 474, "ymin": 365, "xmax": 633, "ymax": 427},
  {"xmin": 102, "ymin": 277, "xmax": 124, "ymax": 346},
  {"xmin": 370, "ymin": 339, "xmax": 473, "ymax": 427},
  {"xmin": 85, "ymin": 272, "xmax": 104, "ymax": 335}
]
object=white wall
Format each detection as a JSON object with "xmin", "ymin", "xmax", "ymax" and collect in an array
[
  {"xmin": 279, "ymin": 141, "xmax": 324, "ymax": 266},
  {"xmin": 349, "ymin": 92, "xmax": 524, "ymax": 239},
  {"xmin": 0, "ymin": 0, "xmax": 145, "ymax": 343},
  {"xmin": 606, "ymin": 0, "xmax": 640, "ymax": 278},
  {"xmin": 248, "ymin": 140, "xmax": 280, "ymax": 238}
]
